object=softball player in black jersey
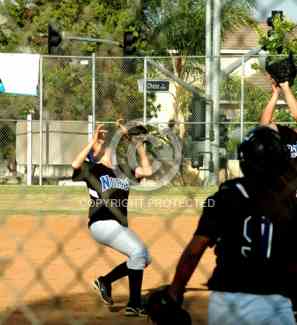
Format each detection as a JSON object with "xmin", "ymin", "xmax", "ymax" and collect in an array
[
  {"xmin": 260, "ymin": 80, "xmax": 297, "ymax": 163},
  {"xmin": 72, "ymin": 122, "xmax": 152, "ymax": 317},
  {"xmin": 261, "ymin": 79, "xmax": 297, "ymax": 317},
  {"xmin": 161, "ymin": 126, "xmax": 297, "ymax": 325}
]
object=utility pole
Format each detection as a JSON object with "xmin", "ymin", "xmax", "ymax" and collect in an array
[
  {"xmin": 211, "ymin": 0, "xmax": 222, "ymax": 184},
  {"xmin": 205, "ymin": 0, "xmax": 213, "ymax": 185}
]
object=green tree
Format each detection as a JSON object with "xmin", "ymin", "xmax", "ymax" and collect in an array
[
  {"xmin": 136, "ymin": 0, "xmax": 256, "ymax": 56},
  {"xmin": 0, "ymin": 0, "xmax": 258, "ymax": 122},
  {"xmin": 133, "ymin": 0, "xmax": 257, "ymax": 138},
  {"xmin": 0, "ymin": 0, "xmax": 156, "ymax": 121}
]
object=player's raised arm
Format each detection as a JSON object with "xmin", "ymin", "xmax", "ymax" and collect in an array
[
  {"xmin": 168, "ymin": 235, "xmax": 210, "ymax": 301},
  {"xmin": 71, "ymin": 124, "xmax": 107, "ymax": 169},
  {"xmin": 134, "ymin": 139, "xmax": 153, "ymax": 178},
  {"xmin": 260, "ymin": 78, "xmax": 280, "ymax": 125},
  {"xmin": 280, "ymin": 81, "xmax": 297, "ymax": 121},
  {"xmin": 116, "ymin": 119, "xmax": 153, "ymax": 178}
]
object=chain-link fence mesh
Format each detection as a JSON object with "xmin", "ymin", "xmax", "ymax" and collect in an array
[{"xmin": 1, "ymin": 10, "xmax": 297, "ymax": 322}]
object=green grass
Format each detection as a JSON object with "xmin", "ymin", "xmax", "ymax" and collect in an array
[{"xmin": 0, "ymin": 185, "xmax": 218, "ymax": 217}]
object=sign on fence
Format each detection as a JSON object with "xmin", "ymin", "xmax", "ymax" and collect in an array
[{"xmin": 137, "ymin": 79, "xmax": 170, "ymax": 92}]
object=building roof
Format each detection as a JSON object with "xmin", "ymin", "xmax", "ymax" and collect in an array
[
  {"xmin": 222, "ymin": 22, "xmax": 268, "ymax": 50},
  {"xmin": 246, "ymin": 71, "xmax": 271, "ymax": 92}
]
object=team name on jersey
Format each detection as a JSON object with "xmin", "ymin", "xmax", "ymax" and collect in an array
[
  {"xmin": 100, "ymin": 175, "xmax": 129, "ymax": 192},
  {"xmin": 287, "ymin": 143, "xmax": 297, "ymax": 158}
]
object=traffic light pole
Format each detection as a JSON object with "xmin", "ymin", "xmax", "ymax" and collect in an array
[
  {"xmin": 64, "ymin": 35, "xmax": 121, "ymax": 47},
  {"xmin": 146, "ymin": 58, "xmax": 203, "ymax": 99}
]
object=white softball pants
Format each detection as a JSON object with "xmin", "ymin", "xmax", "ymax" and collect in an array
[
  {"xmin": 89, "ymin": 220, "xmax": 151, "ymax": 270},
  {"xmin": 208, "ymin": 291, "xmax": 296, "ymax": 325}
]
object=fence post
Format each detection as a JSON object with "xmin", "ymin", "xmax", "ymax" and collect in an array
[
  {"xmin": 39, "ymin": 55, "xmax": 43, "ymax": 186},
  {"xmin": 88, "ymin": 115, "xmax": 93, "ymax": 142},
  {"xmin": 27, "ymin": 114, "xmax": 32, "ymax": 185},
  {"xmin": 143, "ymin": 57, "xmax": 147, "ymax": 125},
  {"xmin": 92, "ymin": 53, "xmax": 96, "ymax": 131},
  {"xmin": 240, "ymin": 55, "xmax": 246, "ymax": 142}
]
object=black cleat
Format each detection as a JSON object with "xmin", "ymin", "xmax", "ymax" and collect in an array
[
  {"xmin": 125, "ymin": 305, "xmax": 147, "ymax": 317},
  {"xmin": 92, "ymin": 277, "xmax": 114, "ymax": 305}
]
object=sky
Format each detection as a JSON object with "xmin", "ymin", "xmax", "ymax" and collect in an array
[{"xmin": 255, "ymin": 0, "xmax": 297, "ymax": 22}]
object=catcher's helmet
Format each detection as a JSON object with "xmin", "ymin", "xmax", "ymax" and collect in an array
[{"xmin": 238, "ymin": 126, "xmax": 290, "ymax": 179}]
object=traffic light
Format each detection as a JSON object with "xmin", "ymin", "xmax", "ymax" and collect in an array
[
  {"xmin": 267, "ymin": 10, "xmax": 283, "ymax": 28},
  {"xmin": 189, "ymin": 96, "xmax": 206, "ymax": 141},
  {"xmin": 265, "ymin": 11, "xmax": 283, "ymax": 53},
  {"xmin": 123, "ymin": 31, "xmax": 137, "ymax": 56},
  {"xmin": 219, "ymin": 114, "xmax": 229, "ymax": 148},
  {"xmin": 48, "ymin": 24, "xmax": 62, "ymax": 54},
  {"xmin": 122, "ymin": 31, "xmax": 137, "ymax": 74}
]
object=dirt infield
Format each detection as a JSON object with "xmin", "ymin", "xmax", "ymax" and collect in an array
[{"xmin": 0, "ymin": 214, "xmax": 215, "ymax": 324}]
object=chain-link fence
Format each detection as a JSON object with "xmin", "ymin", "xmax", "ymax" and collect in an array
[
  {"xmin": 0, "ymin": 45, "xmax": 297, "ymax": 324},
  {"xmin": 1, "ymin": 53, "xmax": 296, "ymax": 186}
]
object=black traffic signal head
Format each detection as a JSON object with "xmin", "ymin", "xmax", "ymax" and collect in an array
[
  {"xmin": 123, "ymin": 31, "xmax": 137, "ymax": 56},
  {"xmin": 48, "ymin": 24, "xmax": 62, "ymax": 54},
  {"xmin": 219, "ymin": 114, "xmax": 229, "ymax": 148},
  {"xmin": 267, "ymin": 10, "xmax": 283, "ymax": 28},
  {"xmin": 189, "ymin": 96, "xmax": 206, "ymax": 141}
]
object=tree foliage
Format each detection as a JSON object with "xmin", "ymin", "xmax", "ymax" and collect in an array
[
  {"xmin": 0, "ymin": 0, "xmax": 257, "ymax": 122},
  {"xmin": 0, "ymin": 0, "xmax": 154, "ymax": 121},
  {"xmin": 256, "ymin": 14, "xmax": 297, "ymax": 58},
  {"xmin": 221, "ymin": 75, "xmax": 297, "ymax": 156},
  {"xmin": 140, "ymin": 0, "xmax": 256, "ymax": 56}
]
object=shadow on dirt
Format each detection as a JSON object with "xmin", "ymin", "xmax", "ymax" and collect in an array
[{"xmin": 0, "ymin": 287, "xmax": 209, "ymax": 325}]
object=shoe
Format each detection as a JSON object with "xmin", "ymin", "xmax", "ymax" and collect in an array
[
  {"xmin": 124, "ymin": 305, "xmax": 147, "ymax": 317},
  {"xmin": 92, "ymin": 277, "xmax": 114, "ymax": 305}
]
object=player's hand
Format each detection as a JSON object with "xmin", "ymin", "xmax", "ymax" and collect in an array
[
  {"xmin": 116, "ymin": 119, "xmax": 128, "ymax": 135},
  {"xmin": 268, "ymin": 75, "xmax": 281, "ymax": 95},
  {"xmin": 92, "ymin": 124, "xmax": 107, "ymax": 145},
  {"xmin": 279, "ymin": 81, "xmax": 290, "ymax": 90},
  {"xmin": 271, "ymin": 80, "xmax": 281, "ymax": 95}
]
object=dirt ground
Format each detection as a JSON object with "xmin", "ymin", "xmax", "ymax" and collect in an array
[{"xmin": 0, "ymin": 215, "xmax": 215, "ymax": 324}]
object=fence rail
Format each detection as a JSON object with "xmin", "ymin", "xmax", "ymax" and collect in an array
[{"xmin": 0, "ymin": 52, "xmax": 296, "ymax": 324}]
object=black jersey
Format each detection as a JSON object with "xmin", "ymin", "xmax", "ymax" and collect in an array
[
  {"xmin": 72, "ymin": 162, "xmax": 133, "ymax": 227},
  {"xmin": 277, "ymin": 124, "xmax": 297, "ymax": 160},
  {"xmin": 195, "ymin": 178, "xmax": 297, "ymax": 297}
]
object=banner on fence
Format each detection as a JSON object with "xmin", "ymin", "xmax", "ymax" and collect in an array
[{"xmin": 0, "ymin": 53, "xmax": 40, "ymax": 96}]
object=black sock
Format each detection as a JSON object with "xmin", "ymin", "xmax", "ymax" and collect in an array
[
  {"xmin": 102, "ymin": 262, "xmax": 129, "ymax": 284},
  {"xmin": 128, "ymin": 269, "xmax": 143, "ymax": 307}
]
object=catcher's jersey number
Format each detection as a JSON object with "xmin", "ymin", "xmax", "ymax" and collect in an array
[{"xmin": 241, "ymin": 216, "xmax": 273, "ymax": 259}]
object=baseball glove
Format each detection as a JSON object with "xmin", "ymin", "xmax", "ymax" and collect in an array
[
  {"xmin": 146, "ymin": 288, "xmax": 192, "ymax": 325},
  {"xmin": 128, "ymin": 125, "xmax": 148, "ymax": 137},
  {"xmin": 266, "ymin": 53, "xmax": 297, "ymax": 86}
]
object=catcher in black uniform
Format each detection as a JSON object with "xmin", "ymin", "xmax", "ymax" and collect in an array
[
  {"xmin": 260, "ymin": 74, "xmax": 297, "ymax": 316},
  {"xmin": 72, "ymin": 121, "xmax": 152, "ymax": 316},
  {"xmin": 147, "ymin": 126, "xmax": 297, "ymax": 325}
]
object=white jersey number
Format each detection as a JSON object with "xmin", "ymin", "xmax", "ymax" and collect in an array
[{"xmin": 241, "ymin": 216, "xmax": 273, "ymax": 259}]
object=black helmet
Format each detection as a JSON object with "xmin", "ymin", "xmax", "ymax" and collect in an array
[{"xmin": 238, "ymin": 126, "xmax": 290, "ymax": 179}]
